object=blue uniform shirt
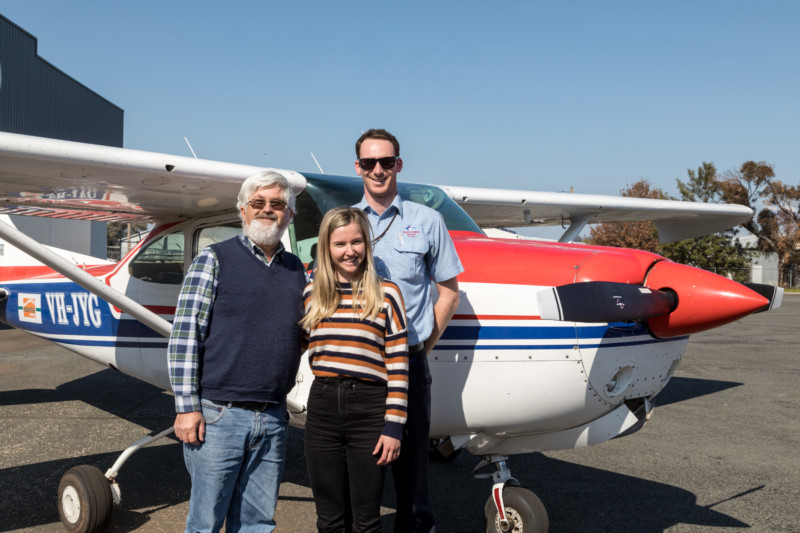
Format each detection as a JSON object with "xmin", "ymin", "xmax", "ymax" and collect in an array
[{"xmin": 355, "ymin": 195, "xmax": 464, "ymax": 346}]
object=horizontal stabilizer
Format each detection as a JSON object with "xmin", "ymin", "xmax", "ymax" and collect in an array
[
  {"xmin": 744, "ymin": 283, "xmax": 784, "ymax": 313},
  {"xmin": 537, "ymin": 281, "xmax": 677, "ymax": 323}
]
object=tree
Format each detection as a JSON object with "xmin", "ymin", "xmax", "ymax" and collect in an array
[
  {"xmin": 587, "ymin": 169, "xmax": 751, "ymax": 282},
  {"xmin": 676, "ymin": 161, "xmax": 723, "ymax": 203},
  {"xmin": 719, "ymin": 161, "xmax": 800, "ymax": 285},
  {"xmin": 587, "ymin": 179, "xmax": 663, "ymax": 253},
  {"xmin": 660, "ymin": 162, "xmax": 751, "ymax": 282}
]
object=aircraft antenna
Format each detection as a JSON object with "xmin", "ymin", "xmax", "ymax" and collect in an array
[
  {"xmin": 310, "ymin": 152, "xmax": 325, "ymax": 173},
  {"xmin": 184, "ymin": 137, "xmax": 198, "ymax": 158}
]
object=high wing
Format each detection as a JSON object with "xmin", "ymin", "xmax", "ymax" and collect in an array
[
  {"xmin": 440, "ymin": 184, "xmax": 753, "ymax": 243},
  {"xmin": 1, "ymin": 131, "xmax": 752, "ymax": 243},
  {"xmin": 0, "ymin": 132, "xmax": 306, "ymax": 222}
]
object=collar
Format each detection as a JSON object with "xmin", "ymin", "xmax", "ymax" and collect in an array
[
  {"xmin": 356, "ymin": 194, "xmax": 404, "ymax": 219},
  {"xmin": 238, "ymin": 233, "xmax": 285, "ymax": 260}
]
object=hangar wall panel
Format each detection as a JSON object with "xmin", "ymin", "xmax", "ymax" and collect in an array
[
  {"xmin": 0, "ymin": 15, "xmax": 124, "ymax": 146},
  {"xmin": 1, "ymin": 15, "xmax": 125, "ymax": 258}
]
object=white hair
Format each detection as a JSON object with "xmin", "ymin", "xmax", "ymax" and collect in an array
[{"xmin": 236, "ymin": 171, "xmax": 296, "ymax": 218}]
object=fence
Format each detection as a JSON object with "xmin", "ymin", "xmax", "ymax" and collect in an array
[{"xmin": 708, "ymin": 265, "xmax": 800, "ymax": 289}]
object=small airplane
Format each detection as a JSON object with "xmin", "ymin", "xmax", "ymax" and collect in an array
[{"xmin": 0, "ymin": 131, "xmax": 782, "ymax": 533}]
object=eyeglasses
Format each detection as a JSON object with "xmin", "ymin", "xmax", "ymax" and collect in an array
[
  {"xmin": 358, "ymin": 156, "xmax": 398, "ymax": 171},
  {"xmin": 247, "ymin": 199, "xmax": 288, "ymax": 211}
]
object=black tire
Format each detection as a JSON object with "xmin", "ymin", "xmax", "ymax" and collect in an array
[
  {"xmin": 58, "ymin": 465, "xmax": 113, "ymax": 533},
  {"xmin": 484, "ymin": 486, "xmax": 549, "ymax": 533}
]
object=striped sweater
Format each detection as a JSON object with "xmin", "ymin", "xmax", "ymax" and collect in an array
[{"xmin": 303, "ymin": 280, "xmax": 409, "ymax": 438}]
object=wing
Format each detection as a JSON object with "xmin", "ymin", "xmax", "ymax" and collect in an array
[
  {"xmin": 1, "ymin": 131, "xmax": 753, "ymax": 243},
  {"xmin": 0, "ymin": 132, "xmax": 306, "ymax": 223},
  {"xmin": 440, "ymin": 185, "xmax": 753, "ymax": 243}
]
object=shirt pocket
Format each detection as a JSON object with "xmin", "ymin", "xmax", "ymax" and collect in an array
[{"xmin": 393, "ymin": 237, "xmax": 428, "ymax": 283}]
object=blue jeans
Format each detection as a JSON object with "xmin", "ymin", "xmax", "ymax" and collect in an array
[{"xmin": 183, "ymin": 399, "xmax": 289, "ymax": 533}]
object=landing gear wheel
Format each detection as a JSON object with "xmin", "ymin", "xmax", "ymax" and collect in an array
[
  {"xmin": 58, "ymin": 465, "xmax": 113, "ymax": 533},
  {"xmin": 484, "ymin": 486, "xmax": 549, "ymax": 533}
]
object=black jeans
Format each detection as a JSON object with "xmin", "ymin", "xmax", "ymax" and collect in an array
[
  {"xmin": 391, "ymin": 354, "xmax": 435, "ymax": 533},
  {"xmin": 305, "ymin": 377, "xmax": 388, "ymax": 533}
]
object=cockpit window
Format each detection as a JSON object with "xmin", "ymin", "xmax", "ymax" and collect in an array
[
  {"xmin": 128, "ymin": 230, "xmax": 185, "ymax": 285},
  {"xmin": 289, "ymin": 173, "xmax": 482, "ymax": 264},
  {"xmin": 194, "ymin": 224, "xmax": 241, "ymax": 257},
  {"xmin": 290, "ymin": 189, "xmax": 325, "ymax": 265}
]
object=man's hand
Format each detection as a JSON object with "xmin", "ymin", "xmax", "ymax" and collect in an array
[
  {"xmin": 174, "ymin": 411, "xmax": 205, "ymax": 445},
  {"xmin": 373, "ymin": 435, "xmax": 401, "ymax": 466}
]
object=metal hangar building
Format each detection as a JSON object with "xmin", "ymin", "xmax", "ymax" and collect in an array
[{"xmin": 0, "ymin": 14, "xmax": 124, "ymax": 259}]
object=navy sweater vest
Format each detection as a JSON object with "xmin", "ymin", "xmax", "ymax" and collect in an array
[{"xmin": 200, "ymin": 237, "xmax": 306, "ymax": 404}]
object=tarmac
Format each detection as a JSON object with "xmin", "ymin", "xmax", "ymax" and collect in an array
[{"xmin": 0, "ymin": 296, "xmax": 798, "ymax": 532}]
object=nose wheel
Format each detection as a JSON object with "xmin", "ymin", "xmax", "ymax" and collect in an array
[
  {"xmin": 483, "ymin": 486, "xmax": 548, "ymax": 533},
  {"xmin": 475, "ymin": 454, "xmax": 549, "ymax": 533}
]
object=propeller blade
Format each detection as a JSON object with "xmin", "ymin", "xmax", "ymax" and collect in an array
[
  {"xmin": 744, "ymin": 283, "xmax": 784, "ymax": 313},
  {"xmin": 538, "ymin": 281, "xmax": 677, "ymax": 323}
]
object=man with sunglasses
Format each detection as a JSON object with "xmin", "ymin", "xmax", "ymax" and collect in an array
[
  {"xmin": 355, "ymin": 129, "xmax": 463, "ymax": 533},
  {"xmin": 168, "ymin": 171, "xmax": 307, "ymax": 532}
]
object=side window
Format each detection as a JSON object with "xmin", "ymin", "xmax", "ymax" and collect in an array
[
  {"xmin": 128, "ymin": 230, "xmax": 185, "ymax": 284},
  {"xmin": 290, "ymin": 190, "xmax": 324, "ymax": 266},
  {"xmin": 194, "ymin": 224, "xmax": 240, "ymax": 257}
]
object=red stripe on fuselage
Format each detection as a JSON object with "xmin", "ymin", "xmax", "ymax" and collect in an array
[
  {"xmin": 0, "ymin": 263, "xmax": 116, "ymax": 281},
  {"xmin": 144, "ymin": 305, "xmax": 176, "ymax": 315}
]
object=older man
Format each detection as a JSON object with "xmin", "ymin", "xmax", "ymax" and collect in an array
[{"xmin": 168, "ymin": 171, "xmax": 307, "ymax": 532}]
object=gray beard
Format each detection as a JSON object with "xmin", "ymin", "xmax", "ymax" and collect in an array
[{"xmin": 243, "ymin": 218, "xmax": 283, "ymax": 248}]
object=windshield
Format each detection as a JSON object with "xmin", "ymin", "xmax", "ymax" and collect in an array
[{"xmin": 289, "ymin": 173, "xmax": 482, "ymax": 264}]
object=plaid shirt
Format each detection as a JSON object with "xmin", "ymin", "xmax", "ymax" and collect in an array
[{"xmin": 167, "ymin": 234, "xmax": 290, "ymax": 413}]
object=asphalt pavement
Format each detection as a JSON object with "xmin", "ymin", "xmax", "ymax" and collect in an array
[{"xmin": 1, "ymin": 296, "xmax": 798, "ymax": 532}]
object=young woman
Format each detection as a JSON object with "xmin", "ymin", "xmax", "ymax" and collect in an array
[{"xmin": 301, "ymin": 207, "xmax": 409, "ymax": 533}]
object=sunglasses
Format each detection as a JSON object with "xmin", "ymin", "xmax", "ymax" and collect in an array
[
  {"xmin": 247, "ymin": 199, "xmax": 288, "ymax": 211},
  {"xmin": 358, "ymin": 156, "xmax": 398, "ymax": 171}
]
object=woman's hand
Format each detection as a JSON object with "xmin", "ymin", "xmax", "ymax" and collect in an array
[{"xmin": 373, "ymin": 435, "xmax": 401, "ymax": 465}]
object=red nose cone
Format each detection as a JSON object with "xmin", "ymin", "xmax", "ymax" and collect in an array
[{"xmin": 645, "ymin": 260, "xmax": 769, "ymax": 338}]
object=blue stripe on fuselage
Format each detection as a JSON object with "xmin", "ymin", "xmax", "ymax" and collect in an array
[
  {"xmin": 437, "ymin": 321, "xmax": 685, "ymax": 350},
  {"xmin": 1, "ymin": 280, "xmax": 168, "ymax": 339},
  {"xmin": 441, "ymin": 321, "xmax": 649, "ymax": 341}
]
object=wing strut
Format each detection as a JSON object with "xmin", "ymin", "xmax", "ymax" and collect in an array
[
  {"xmin": 0, "ymin": 219, "xmax": 172, "ymax": 337},
  {"xmin": 558, "ymin": 216, "xmax": 589, "ymax": 243}
]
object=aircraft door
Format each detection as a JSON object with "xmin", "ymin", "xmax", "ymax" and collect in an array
[{"xmin": 104, "ymin": 227, "xmax": 186, "ymax": 388}]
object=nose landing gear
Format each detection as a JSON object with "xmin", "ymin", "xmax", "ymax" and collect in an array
[{"xmin": 475, "ymin": 454, "xmax": 549, "ymax": 533}]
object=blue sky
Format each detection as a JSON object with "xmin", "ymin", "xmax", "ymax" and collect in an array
[{"xmin": 3, "ymin": 1, "xmax": 798, "ymax": 200}]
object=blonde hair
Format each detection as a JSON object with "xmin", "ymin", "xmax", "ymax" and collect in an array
[{"xmin": 301, "ymin": 207, "xmax": 384, "ymax": 330}]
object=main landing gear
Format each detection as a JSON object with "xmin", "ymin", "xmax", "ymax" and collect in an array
[
  {"xmin": 474, "ymin": 455, "xmax": 549, "ymax": 533},
  {"xmin": 57, "ymin": 424, "xmax": 175, "ymax": 533}
]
